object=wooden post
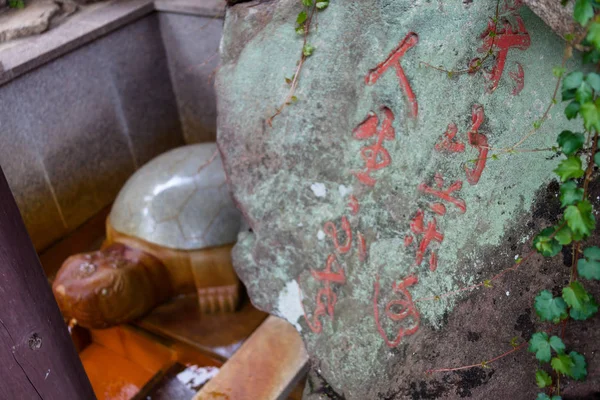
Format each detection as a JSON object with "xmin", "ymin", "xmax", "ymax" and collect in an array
[{"xmin": 0, "ymin": 168, "xmax": 95, "ymax": 399}]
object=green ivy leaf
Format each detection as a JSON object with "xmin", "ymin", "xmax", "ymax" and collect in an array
[
  {"xmin": 297, "ymin": 11, "xmax": 308, "ymax": 25},
  {"xmin": 565, "ymin": 101, "xmax": 581, "ymax": 120},
  {"xmin": 552, "ymin": 353, "xmax": 575, "ymax": 376},
  {"xmin": 569, "ymin": 351, "xmax": 588, "ymax": 381},
  {"xmin": 552, "ymin": 67, "xmax": 567, "ymax": 78},
  {"xmin": 554, "ymin": 224, "xmax": 574, "ymax": 245},
  {"xmin": 557, "ymin": 131, "xmax": 585, "ymax": 155},
  {"xmin": 533, "ymin": 227, "xmax": 562, "ymax": 257},
  {"xmin": 584, "ymin": 49, "xmax": 600, "ymax": 64},
  {"xmin": 295, "ymin": 26, "xmax": 305, "ymax": 35},
  {"xmin": 574, "ymin": 0, "xmax": 594, "ymax": 26},
  {"xmin": 528, "ymin": 332, "xmax": 552, "ymax": 362},
  {"xmin": 535, "ymin": 290, "xmax": 568, "ymax": 323},
  {"xmin": 563, "ymin": 281, "xmax": 591, "ymax": 310},
  {"xmin": 302, "ymin": 0, "xmax": 313, "ymax": 6},
  {"xmin": 564, "ymin": 200, "xmax": 596, "ymax": 237},
  {"xmin": 549, "ymin": 335, "xmax": 566, "ymax": 354},
  {"xmin": 560, "ymin": 181, "xmax": 584, "ymax": 207},
  {"xmin": 595, "ymin": 151, "xmax": 600, "ymax": 166},
  {"xmin": 563, "ymin": 71, "xmax": 584, "ymax": 91},
  {"xmin": 576, "ymin": 82, "xmax": 593, "ymax": 103},
  {"xmin": 316, "ymin": 1, "xmax": 329, "ymax": 9},
  {"xmin": 535, "ymin": 370, "xmax": 552, "ymax": 388},
  {"xmin": 553, "ymin": 67, "xmax": 567, "ymax": 78},
  {"xmin": 589, "ymin": 22, "xmax": 600, "ymax": 51},
  {"xmin": 580, "ymin": 102, "xmax": 600, "ymax": 131},
  {"xmin": 578, "ymin": 246, "xmax": 600, "ymax": 280},
  {"xmin": 570, "ymin": 296, "xmax": 598, "ymax": 320},
  {"xmin": 554, "ymin": 156, "xmax": 584, "ymax": 181},
  {"xmin": 536, "ymin": 395, "xmax": 562, "ymax": 400},
  {"xmin": 302, "ymin": 43, "xmax": 315, "ymax": 56},
  {"xmin": 586, "ymin": 72, "xmax": 600, "ymax": 92},
  {"xmin": 528, "ymin": 333, "xmax": 566, "ymax": 362}
]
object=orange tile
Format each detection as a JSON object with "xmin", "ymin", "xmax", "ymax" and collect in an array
[
  {"xmin": 90, "ymin": 325, "xmax": 174, "ymax": 372},
  {"xmin": 80, "ymin": 343, "xmax": 155, "ymax": 400}
]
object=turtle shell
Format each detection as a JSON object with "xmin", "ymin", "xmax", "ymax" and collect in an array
[{"xmin": 109, "ymin": 143, "xmax": 242, "ymax": 250}]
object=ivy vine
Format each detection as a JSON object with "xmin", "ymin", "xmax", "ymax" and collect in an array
[
  {"xmin": 267, "ymin": 0, "xmax": 329, "ymax": 126},
  {"xmin": 526, "ymin": 0, "xmax": 600, "ymax": 398}
]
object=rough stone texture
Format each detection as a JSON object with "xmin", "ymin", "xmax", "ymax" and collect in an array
[
  {"xmin": 0, "ymin": 14, "xmax": 183, "ymax": 251},
  {"xmin": 217, "ymin": 0, "xmax": 600, "ymax": 398},
  {"xmin": 110, "ymin": 143, "xmax": 243, "ymax": 250},
  {"xmin": 159, "ymin": 12, "xmax": 223, "ymax": 144},
  {"xmin": 523, "ymin": 0, "xmax": 583, "ymax": 40},
  {"xmin": 0, "ymin": 0, "xmax": 61, "ymax": 43}
]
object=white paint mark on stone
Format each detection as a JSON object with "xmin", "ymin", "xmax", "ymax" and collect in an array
[
  {"xmin": 298, "ymin": 223, "xmax": 303, "ymax": 227},
  {"xmin": 338, "ymin": 184, "xmax": 352, "ymax": 198},
  {"xmin": 45, "ymin": 369, "xmax": 50, "ymax": 380},
  {"xmin": 317, "ymin": 230, "xmax": 325, "ymax": 240},
  {"xmin": 311, "ymin": 182, "xmax": 327, "ymax": 198},
  {"xmin": 506, "ymin": 291, "xmax": 510, "ymax": 296},
  {"xmin": 514, "ymin": 254, "xmax": 519, "ymax": 260},
  {"xmin": 276, "ymin": 280, "xmax": 304, "ymax": 332}
]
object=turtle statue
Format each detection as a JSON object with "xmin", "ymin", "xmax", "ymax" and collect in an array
[{"xmin": 52, "ymin": 143, "xmax": 244, "ymax": 329}]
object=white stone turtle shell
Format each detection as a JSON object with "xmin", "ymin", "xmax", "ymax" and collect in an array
[{"xmin": 110, "ymin": 143, "xmax": 242, "ymax": 250}]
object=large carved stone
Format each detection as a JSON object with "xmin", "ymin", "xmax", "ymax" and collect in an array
[
  {"xmin": 217, "ymin": 0, "xmax": 600, "ymax": 398},
  {"xmin": 523, "ymin": 0, "xmax": 583, "ymax": 40}
]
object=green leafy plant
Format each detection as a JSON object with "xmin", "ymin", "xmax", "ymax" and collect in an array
[
  {"xmin": 8, "ymin": 0, "xmax": 25, "ymax": 8},
  {"xmin": 527, "ymin": 2, "xmax": 600, "ymax": 397}
]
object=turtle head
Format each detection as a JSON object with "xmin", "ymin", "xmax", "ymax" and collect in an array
[{"xmin": 52, "ymin": 243, "xmax": 173, "ymax": 329}]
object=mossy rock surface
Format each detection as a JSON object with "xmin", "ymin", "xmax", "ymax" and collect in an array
[{"xmin": 217, "ymin": 1, "xmax": 600, "ymax": 398}]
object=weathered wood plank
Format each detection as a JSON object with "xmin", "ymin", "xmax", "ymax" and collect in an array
[
  {"xmin": 194, "ymin": 316, "xmax": 308, "ymax": 400},
  {"xmin": 0, "ymin": 168, "xmax": 95, "ymax": 399}
]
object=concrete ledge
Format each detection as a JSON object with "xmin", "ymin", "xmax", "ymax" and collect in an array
[
  {"xmin": 154, "ymin": 0, "xmax": 226, "ymax": 17},
  {"xmin": 0, "ymin": 0, "xmax": 226, "ymax": 86}
]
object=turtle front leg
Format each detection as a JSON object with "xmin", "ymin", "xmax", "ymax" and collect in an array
[{"xmin": 190, "ymin": 244, "xmax": 240, "ymax": 313}]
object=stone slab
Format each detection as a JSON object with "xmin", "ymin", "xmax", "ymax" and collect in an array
[
  {"xmin": 159, "ymin": 12, "xmax": 222, "ymax": 143},
  {"xmin": 0, "ymin": 0, "xmax": 60, "ymax": 43}
]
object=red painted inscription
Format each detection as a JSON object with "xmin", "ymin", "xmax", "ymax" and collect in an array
[
  {"xmin": 353, "ymin": 107, "xmax": 396, "ymax": 187},
  {"xmin": 302, "ymin": 254, "xmax": 347, "ymax": 333},
  {"xmin": 373, "ymin": 274, "xmax": 420, "ymax": 347},
  {"xmin": 408, "ymin": 209, "xmax": 444, "ymax": 271},
  {"xmin": 324, "ymin": 216, "xmax": 353, "ymax": 254},
  {"xmin": 476, "ymin": 10, "xmax": 530, "ymax": 93},
  {"xmin": 418, "ymin": 173, "xmax": 466, "ymax": 215},
  {"xmin": 464, "ymin": 104, "xmax": 488, "ymax": 185},
  {"xmin": 366, "ymin": 32, "xmax": 419, "ymax": 119},
  {"xmin": 435, "ymin": 123, "xmax": 465, "ymax": 153}
]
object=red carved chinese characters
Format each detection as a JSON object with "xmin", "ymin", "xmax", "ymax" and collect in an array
[
  {"xmin": 510, "ymin": 62, "xmax": 524, "ymax": 96},
  {"xmin": 348, "ymin": 195, "xmax": 360, "ymax": 215},
  {"xmin": 324, "ymin": 216, "xmax": 353, "ymax": 254},
  {"xmin": 418, "ymin": 173, "xmax": 467, "ymax": 215},
  {"xmin": 366, "ymin": 32, "xmax": 419, "ymax": 119},
  {"xmin": 407, "ymin": 210, "xmax": 444, "ymax": 271},
  {"xmin": 435, "ymin": 123, "xmax": 465, "ymax": 153},
  {"xmin": 358, "ymin": 232, "xmax": 367, "ymax": 262},
  {"xmin": 476, "ymin": 5, "xmax": 530, "ymax": 93},
  {"xmin": 373, "ymin": 275, "xmax": 420, "ymax": 348},
  {"xmin": 353, "ymin": 107, "xmax": 396, "ymax": 187},
  {"xmin": 302, "ymin": 254, "xmax": 346, "ymax": 333},
  {"xmin": 464, "ymin": 105, "xmax": 488, "ymax": 185}
]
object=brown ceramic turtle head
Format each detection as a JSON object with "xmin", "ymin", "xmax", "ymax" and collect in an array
[{"xmin": 52, "ymin": 243, "xmax": 173, "ymax": 329}]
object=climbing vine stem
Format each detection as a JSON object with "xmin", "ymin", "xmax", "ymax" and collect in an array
[{"xmin": 267, "ymin": 0, "xmax": 329, "ymax": 126}]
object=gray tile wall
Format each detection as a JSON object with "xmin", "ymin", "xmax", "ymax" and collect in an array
[
  {"xmin": 0, "ymin": 14, "xmax": 184, "ymax": 251},
  {"xmin": 159, "ymin": 13, "xmax": 223, "ymax": 144}
]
